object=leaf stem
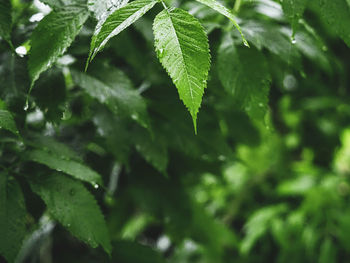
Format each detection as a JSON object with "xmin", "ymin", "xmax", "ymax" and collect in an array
[{"xmin": 160, "ymin": 0, "xmax": 168, "ymax": 10}]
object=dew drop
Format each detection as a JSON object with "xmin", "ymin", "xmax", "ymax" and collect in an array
[
  {"xmin": 23, "ymin": 101, "xmax": 29, "ymax": 111},
  {"xmin": 243, "ymin": 40, "xmax": 249, "ymax": 47},
  {"xmin": 131, "ymin": 114, "xmax": 138, "ymax": 120},
  {"xmin": 291, "ymin": 38, "xmax": 297, "ymax": 44},
  {"xmin": 93, "ymin": 183, "xmax": 99, "ymax": 189},
  {"xmin": 158, "ymin": 48, "xmax": 164, "ymax": 58}
]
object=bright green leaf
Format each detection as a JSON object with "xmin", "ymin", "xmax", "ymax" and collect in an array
[
  {"xmin": 87, "ymin": 0, "xmax": 158, "ymax": 64},
  {"xmin": 153, "ymin": 8, "xmax": 211, "ymax": 132},
  {"xmin": 26, "ymin": 149, "xmax": 103, "ymax": 186},
  {"xmin": 29, "ymin": 173, "xmax": 112, "ymax": 254},
  {"xmin": 0, "ymin": 175, "xmax": 27, "ymax": 263},
  {"xmin": 71, "ymin": 69, "xmax": 150, "ymax": 129},
  {"xmin": 0, "ymin": 109, "xmax": 18, "ymax": 135},
  {"xmin": 194, "ymin": 0, "xmax": 248, "ymax": 46},
  {"xmin": 28, "ymin": 6, "xmax": 89, "ymax": 87},
  {"xmin": 217, "ymin": 34, "xmax": 270, "ymax": 121}
]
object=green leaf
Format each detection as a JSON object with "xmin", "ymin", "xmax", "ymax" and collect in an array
[
  {"xmin": 28, "ymin": 6, "xmax": 89, "ymax": 87},
  {"xmin": 87, "ymin": 0, "xmax": 158, "ymax": 64},
  {"xmin": 26, "ymin": 149, "xmax": 103, "ymax": 186},
  {"xmin": 240, "ymin": 20, "xmax": 300, "ymax": 65},
  {"xmin": 0, "ymin": 175, "xmax": 27, "ymax": 263},
  {"xmin": 241, "ymin": 204, "xmax": 287, "ymax": 254},
  {"xmin": 88, "ymin": 0, "xmax": 129, "ymax": 20},
  {"xmin": 153, "ymin": 8, "xmax": 211, "ymax": 133},
  {"xmin": 26, "ymin": 134, "xmax": 83, "ymax": 162},
  {"xmin": 281, "ymin": 0, "xmax": 306, "ymax": 36},
  {"xmin": 28, "ymin": 173, "xmax": 112, "ymax": 254},
  {"xmin": 318, "ymin": 0, "xmax": 350, "ymax": 47},
  {"xmin": 112, "ymin": 240, "xmax": 165, "ymax": 263},
  {"xmin": 217, "ymin": 34, "xmax": 270, "ymax": 121},
  {"xmin": 0, "ymin": 0, "xmax": 12, "ymax": 44},
  {"xmin": 31, "ymin": 68, "xmax": 67, "ymax": 123},
  {"xmin": 71, "ymin": 69, "xmax": 150, "ymax": 129},
  {"xmin": 133, "ymin": 128, "xmax": 168, "ymax": 174},
  {"xmin": 194, "ymin": 0, "xmax": 248, "ymax": 46},
  {"xmin": 0, "ymin": 109, "xmax": 18, "ymax": 135},
  {"xmin": 40, "ymin": 0, "xmax": 87, "ymax": 8}
]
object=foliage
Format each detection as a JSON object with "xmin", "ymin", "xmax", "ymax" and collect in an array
[{"xmin": 1, "ymin": 0, "xmax": 350, "ymax": 262}]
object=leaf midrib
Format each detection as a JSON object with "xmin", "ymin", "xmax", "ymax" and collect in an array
[{"xmin": 165, "ymin": 9, "xmax": 196, "ymax": 112}]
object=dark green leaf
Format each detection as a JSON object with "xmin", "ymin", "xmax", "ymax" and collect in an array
[
  {"xmin": 133, "ymin": 128, "xmax": 168, "ymax": 174},
  {"xmin": 0, "ymin": 0, "xmax": 12, "ymax": 44},
  {"xmin": 0, "ymin": 109, "xmax": 18, "ymax": 135},
  {"xmin": 26, "ymin": 134, "xmax": 83, "ymax": 162},
  {"xmin": 26, "ymin": 149, "xmax": 103, "ymax": 186},
  {"xmin": 71, "ymin": 69, "xmax": 150, "ymax": 129},
  {"xmin": 29, "ymin": 173, "xmax": 112, "ymax": 254},
  {"xmin": 318, "ymin": 0, "xmax": 350, "ymax": 47},
  {"xmin": 112, "ymin": 240, "xmax": 165, "ymax": 263},
  {"xmin": 281, "ymin": 0, "xmax": 307, "ymax": 36},
  {"xmin": 0, "ymin": 175, "xmax": 27, "ymax": 263},
  {"xmin": 217, "ymin": 34, "xmax": 270, "ymax": 121}
]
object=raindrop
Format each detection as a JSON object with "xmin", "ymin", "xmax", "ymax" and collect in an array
[
  {"xmin": 158, "ymin": 48, "xmax": 164, "ymax": 58},
  {"xmin": 291, "ymin": 38, "xmax": 297, "ymax": 44},
  {"xmin": 243, "ymin": 40, "xmax": 249, "ymax": 47},
  {"xmin": 15, "ymin": 46, "xmax": 27, "ymax": 57},
  {"xmin": 23, "ymin": 101, "xmax": 29, "ymax": 111},
  {"xmin": 93, "ymin": 183, "xmax": 99, "ymax": 189}
]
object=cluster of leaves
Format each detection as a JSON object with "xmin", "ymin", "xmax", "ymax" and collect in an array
[{"xmin": 1, "ymin": 0, "xmax": 350, "ymax": 262}]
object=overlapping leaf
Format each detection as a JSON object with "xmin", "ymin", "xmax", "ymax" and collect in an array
[
  {"xmin": 0, "ymin": 0, "xmax": 12, "ymax": 44},
  {"xmin": 28, "ymin": 6, "xmax": 89, "ymax": 86},
  {"xmin": 29, "ymin": 173, "xmax": 111, "ymax": 254},
  {"xmin": 194, "ymin": 0, "xmax": 248, "ymax": 46},
  {"xmin": 318, "ymin": 0, "xmax": 350, "ymax": 47},
  {"xmin": 153, "ymin": 8, "xmax": 211, "ymax": 132},
  {"xmin": 87, "ymin": 0, "xmax": 158, "ymax": 64},
  {"xmin": 0, "ymin": 109, "xmax": 18, "ymax": 135},
  {"xmin": 26, "ymin": 149, "xmax": 103, "ymax": 185},
  {"xmin": 88, "ymin": 0, "xmax": 129, "ymax": 20},
  {"xmin": 218, "ymin": 34, "xmax": 270, "ymax": 121},
  {"xmin": 40, "ymin": 0, "xmax": 87, "ymax": 8},
  {"xmin": 0, "ymin": 175, "xmax": 27, "ymax": 263},
  {"xmin": 282, "ymin": 0, "xmax": 307, "ymax": 36},
  {"xmin": 112, "ymin": 240, "xmax": 165, "ymax": 263},
  {"xmin": 71, "ymin": 69, "xmax": 150, "ymax": 129}
]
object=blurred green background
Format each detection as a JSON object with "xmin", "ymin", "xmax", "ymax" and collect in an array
[{"xmin": 2, "ymin": 0, "xmax": 350, "ymax": 262}]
